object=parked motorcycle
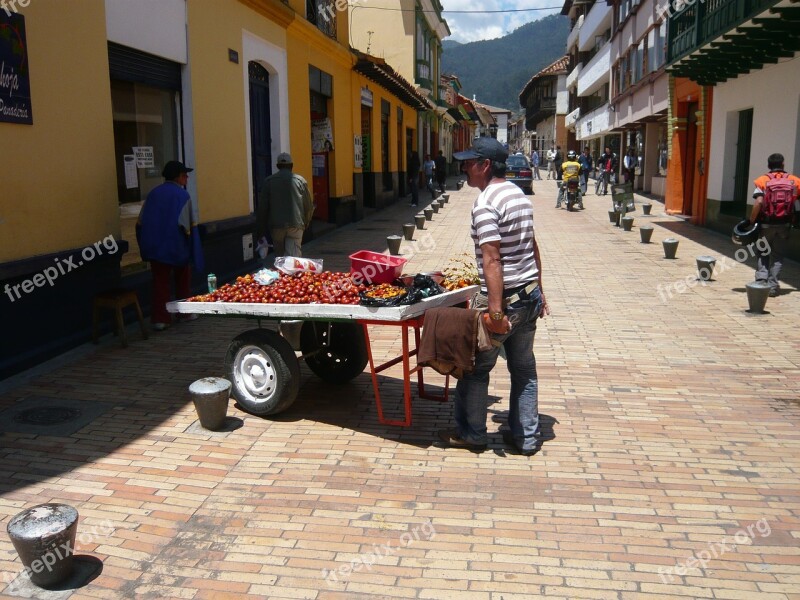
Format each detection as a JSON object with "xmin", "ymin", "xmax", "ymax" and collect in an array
[{"xmin": 566, "ymin": 179, "xmax": 580, "ymax": 211}]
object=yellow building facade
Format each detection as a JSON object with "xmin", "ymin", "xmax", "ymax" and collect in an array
[{"xmin": 0, "ymin": 0, "xmax": 424, "ymax": 377}]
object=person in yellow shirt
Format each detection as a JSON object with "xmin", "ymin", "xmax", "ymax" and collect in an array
[{"xmin": 556, "ymin": 150, "xmax": 583, "ymax": 209}]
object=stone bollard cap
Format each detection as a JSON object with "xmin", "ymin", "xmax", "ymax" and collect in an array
[
  {"xmin": 696, "ymin": 255, "xmax": 716, "ymax": 262},
  {"xmin": 8, "ymin": 504, "xmax": 79, "ymax": 540},
  {"xmin": 189, "ymin": 377, "xmax": 231, "ymax": 396}
]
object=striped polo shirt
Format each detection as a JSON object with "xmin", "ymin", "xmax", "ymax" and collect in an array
[{"xmin": 471, "ymin": 180, "xmax": 538, "ymax": 293}]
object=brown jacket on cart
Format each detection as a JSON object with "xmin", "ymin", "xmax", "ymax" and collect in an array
[{"xmin": 418, "ymin": 307, "xmax": 495, "ymax": 379}]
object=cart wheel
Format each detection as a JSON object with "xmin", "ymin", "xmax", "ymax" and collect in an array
[
  {"xmin": 300, "ymin": 321, "xmax": 368, "ymax": 384},
  {"xmin": 224, "ymin": 329, "xmax": 300, "ymax": 416}
]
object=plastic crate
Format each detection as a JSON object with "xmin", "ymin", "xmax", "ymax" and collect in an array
[{"xmin": 349, "ymin": 250, "xmax": 408, "ymax": 284}]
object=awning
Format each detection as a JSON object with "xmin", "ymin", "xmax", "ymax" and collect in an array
[
  {"xmin": 447, "ymin": 107, "xmax": 465, "ymax": 121},
  {"xmin": 352, "ymin": 52, "xmax": 429, "ymax": 110}
]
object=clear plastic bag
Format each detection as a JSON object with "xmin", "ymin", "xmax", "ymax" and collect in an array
[{"xmin": 273, "ymin": 256, "xmax": 323, "ymax": 275}]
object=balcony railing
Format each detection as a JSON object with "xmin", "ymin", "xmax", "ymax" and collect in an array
[
  {"xmin": 416, "ymin": 60, "xmax": 431, "ymax": 89},
  {"xmin": 565, "ymin": 107, "xmax": 580, "ymax": 129},
  {"xmin": 566, "ymin": 62, "xmax": 583, "ymax": 90},
  {"xmin": 667, "ymin": 0, "xmax": 777, "ymax": 64},
  {"xmin": 567, "ymin": 14, "xmax": 584, "ymax": 51}
]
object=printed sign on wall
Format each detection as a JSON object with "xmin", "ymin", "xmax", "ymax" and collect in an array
[
  {"xmin": 0, "ymin": 12, "xmax": 33, "ymax": 125},
  {"xmin": 354, "ymin": 135, "xmax": 363, "ymax": 169}
]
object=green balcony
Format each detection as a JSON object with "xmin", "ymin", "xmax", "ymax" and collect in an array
[{"xmin": 667, "ymin": 0, "xmax": 800, "ymax": 85}]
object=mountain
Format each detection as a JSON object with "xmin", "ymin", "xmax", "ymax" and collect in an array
[{"xmin": 442, "ymin": 14, "xmax": 570, "ymax": 111}]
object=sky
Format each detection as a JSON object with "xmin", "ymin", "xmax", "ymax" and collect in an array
[{"xmin": 442, "ymin": 0, "xmax": 562, "ymax": 43}]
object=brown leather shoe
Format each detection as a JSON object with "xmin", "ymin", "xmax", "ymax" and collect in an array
[{"xmin": 437, "ymin": 429, "xmax": 486, "ymax": 452}]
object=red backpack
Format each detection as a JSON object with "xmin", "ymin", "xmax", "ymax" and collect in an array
[{"xmin": 761, "ymin": 172, "xmax": 797, "ymax": 223}]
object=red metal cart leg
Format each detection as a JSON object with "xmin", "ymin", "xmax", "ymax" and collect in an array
[
  {"xmin": 362, "ymin": 322, "xmax": 413, "ymax": 426},
  {"xmin": 360, "ymin": 318, "xmax": 451, "ymax": 427}
]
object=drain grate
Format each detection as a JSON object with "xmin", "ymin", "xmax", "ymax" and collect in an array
[
  {"xmin": 14, "ymin": 406, "xmax": 82, "ymax": 426},
  {"xmin": 0, "ymin": 397, "xmax": 109, "ymax": 437}
]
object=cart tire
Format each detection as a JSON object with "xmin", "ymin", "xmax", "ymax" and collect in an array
[
  {"xmin": 300, "ymin": 321, "xmax": 368, "ymax": 384},
  {"xmin": 225, "ymin": 329, "xmax": 300, "ymax": 416}
]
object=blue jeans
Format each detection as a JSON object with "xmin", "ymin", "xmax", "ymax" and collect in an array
[
  {"xmin": 755, "ymin": 225, "xmax": 790, "ymax": 290},
  {"xmin": 455, "ymin": 287, "xmax": 543, "ymax": 451}
]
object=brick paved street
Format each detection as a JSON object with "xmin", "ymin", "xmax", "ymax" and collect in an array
[{"xmin": 1, "ymin": 178, "xmax": 799, "ymax": 599}]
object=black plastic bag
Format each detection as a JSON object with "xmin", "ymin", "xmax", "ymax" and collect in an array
[
  {"xmin": 359, "ymin": 275, "xmax": 444, "ymax": 307},
  {"xmin": 405, "ymin": 274, "xmax": 444, "ymax": 304}
]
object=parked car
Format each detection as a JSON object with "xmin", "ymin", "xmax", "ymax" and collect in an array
[{"xmin": 505, "ymin": 155, "xmax": 533, "ymax": 195}]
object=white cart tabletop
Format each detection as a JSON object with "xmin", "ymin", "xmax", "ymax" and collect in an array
[{"xmin": 167, "ymin": 285, "xmax": 479, "ymax": 322}]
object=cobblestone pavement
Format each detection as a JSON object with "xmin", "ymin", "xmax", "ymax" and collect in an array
[{"xmin": 1, "ymin": 178, "xmax": 799, "ymax": 599}]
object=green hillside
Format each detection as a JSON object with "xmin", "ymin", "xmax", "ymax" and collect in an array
[{"xmin": 442, "ymin": 14, "xmax": 570, "ymax": 110}]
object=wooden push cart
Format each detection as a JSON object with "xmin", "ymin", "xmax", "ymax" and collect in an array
[{"xmin": 167, "ymin": 285, "xmax": 478, "ymax": 426}]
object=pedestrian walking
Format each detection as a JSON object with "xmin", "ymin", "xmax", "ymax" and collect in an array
[
  {"xmin": 434, "ymin": 150, "xmax": 447, "ymax": 194},
  {"xmin": 597, "ymin": 146, "xmax": 618, "ymax": 195},
  {"xmin": 623, "ymin": 148, "xmax": 637, "ymax": 184},
  {"xmin": 554, "ymin": 146, "xmax": 564, "ymax": 181},
  {"xmin": 423, "ymin": 154, "xmax": 437, "ymax": 198},
  {"xmin": 546, "ymin": 145, "xmax": 556, "ymax": 180},
  {"xmin": 531, "ymin": 148, "xmax": 542, "ymax": 180},
  {"xmin": 439, "ymin": 137, "xmax": 550, "ymax": 456},
  {"xmin": 136, "ymin": 160, "xmax": 203, "ymax": 331},
  {"xmin": 749, "ymin": 152, "xmax": 800, "ymax": 297},
  {"xmin": 256, "ymin": 152, "xmax": 314, "ymax": 259},
  {"xmin": 578, "ymin": 147, "xmax": 592, "ymax": 195}
]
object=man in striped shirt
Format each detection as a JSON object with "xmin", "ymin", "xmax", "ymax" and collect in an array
[{"xmin": 438, "ymin": 137, "xmax": 550, "ymax": 456}]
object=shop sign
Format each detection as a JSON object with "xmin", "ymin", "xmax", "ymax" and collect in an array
[
  {"xmin": 0, "ymin": 12, "xmax": 33, "ymax": 125},
  {"xmin": 360, "ymin": 87, "xmax": 373, "ymax": 107}
]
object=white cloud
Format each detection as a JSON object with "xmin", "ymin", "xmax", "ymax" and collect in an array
[{"xmin": 442, "ymin": 0, "xmax": 561, "ymax": 43}]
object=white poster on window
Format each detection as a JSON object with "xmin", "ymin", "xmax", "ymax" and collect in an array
[
  {"xmin": 312, "ymin": 118, "xmax": 334, "ymax": 152},
  {"xmin": 123, "ymin": 154, "xmax": 138, "ymax": 189},
  {"xmin": 132, "ymin": 146, "xmax": 155, "ymax": 168}
]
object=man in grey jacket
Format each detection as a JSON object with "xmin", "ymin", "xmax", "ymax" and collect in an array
[{"xmin": 257, "ymin": 153, "xmax": 315, "ymax": 258}]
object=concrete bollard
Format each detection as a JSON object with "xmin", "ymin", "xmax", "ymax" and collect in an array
[
  {"xmin": 424, "ymin": 208, "xmax": 434, "ymax": 221},
  {"xmin": 189, "ymin": 377, "xmax": 230, "ymax": 431},
  {"xmin": 642, "ymin": 203, "xmax": 652, "ymax": 215},
  {"xmin": 431, "ymin": 201, "xmax": 440, "ymax": 213},
  {"xmin": 621, "ymin": 216, "xmax": 634, "ymax": 231},
  {"xmin": 386, "ymin": 235, "xmax": 402, "ymax": 255},
  {"xmin": 746, "ymin": 281, "xmax": 771, "ymax": 313},
  {"xmin": 402, "ymin": 223, "xmax": 415, "ymax": 241},
  {"xmin": 608, "ymin": 210, "xmax": 618, "ymax": 223},
  {"xmin": 662, "ymin": 238, "xmax": 679, "ymax": 259},
  {"xmin": 441, "ymin": 194, "xmax": 450, "ymax": 204},
  {"xmin": 639, "ymin": 226, "xmax": 654, "ymax": 243},
  {"xmin": 415, "ymin": 215, "xmax": 426, "ymax": 229},
  {"xmin": 7, "ymin": 503, "xmax": 79, "ymax": 587},
  {"xmin": 696, "ymin": 256, "xmax": 716, "ymax": 281}
]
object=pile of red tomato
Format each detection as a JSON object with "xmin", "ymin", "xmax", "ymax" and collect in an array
[{"xmin": 190, "ymin": 272, "xmax": 367, "ymax": 305}]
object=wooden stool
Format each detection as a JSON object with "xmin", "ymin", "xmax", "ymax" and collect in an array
[{"xmin": 92, "ymin": 288, "xmax": 149, "ymax": 347}]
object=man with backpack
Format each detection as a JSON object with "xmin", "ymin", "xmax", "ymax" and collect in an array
[{"xmin": 749, "ymin": 153, "xmax": 800, "ymax": 296}]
